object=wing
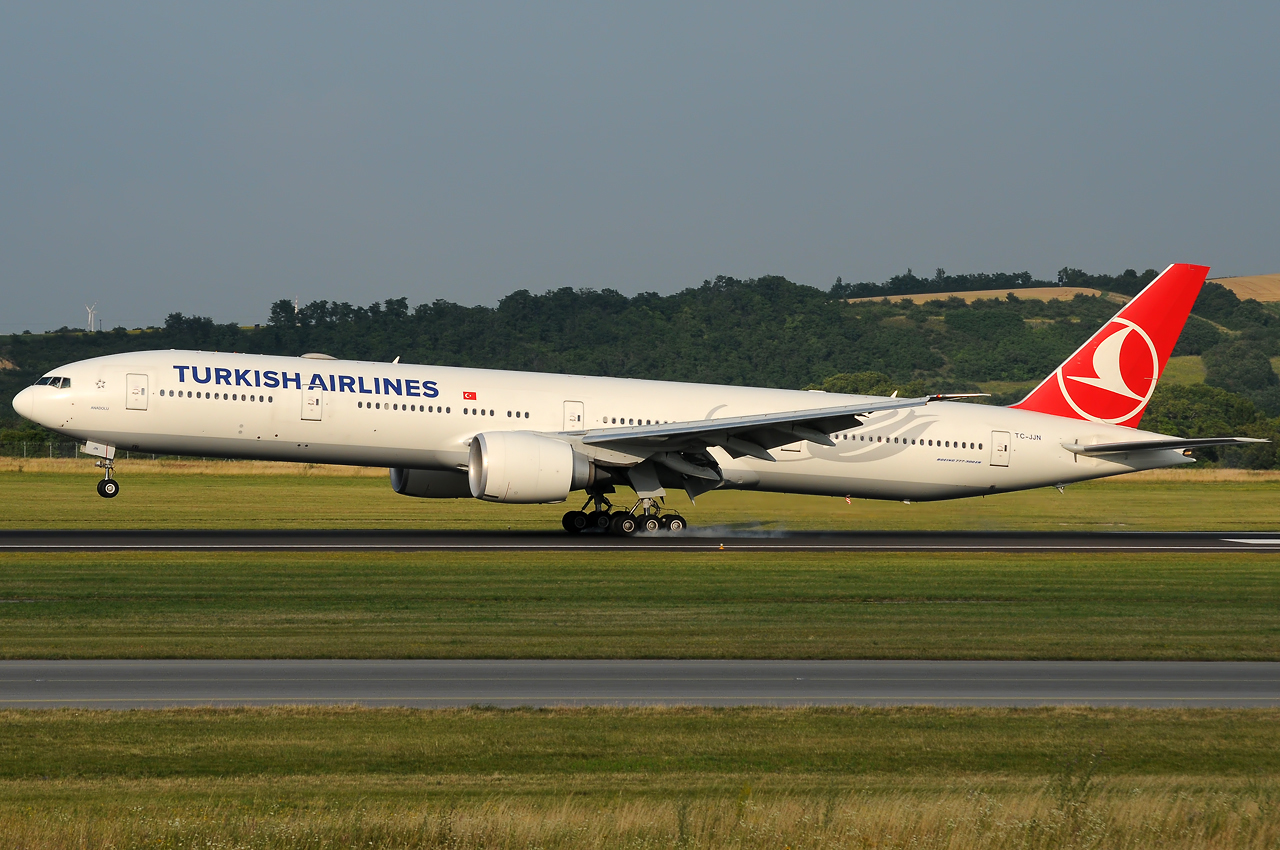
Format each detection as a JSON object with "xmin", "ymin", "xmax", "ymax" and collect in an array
[
  {"xmin": 576, "ymin": 393, "xmax": 982, "ymax": 473},
  {"xmin": 1062, "ymin": 436, "xmax": 1267, "ymax": 455}
]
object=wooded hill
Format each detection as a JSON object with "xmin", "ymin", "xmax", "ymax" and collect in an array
[{"xmin": 4, "ymin": 271, "xmax": 1279, "ymax": 467}]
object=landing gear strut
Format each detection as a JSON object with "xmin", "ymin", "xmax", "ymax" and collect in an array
[
  {"xmin": 616, "ymin": 497, "xmax": 685, "ymax": 536},
  {"xmin": 563, "ymin": 495, "xmax": 685, "ymax": 535},
  {"xmin": 563, "ymin": 491, "xmax": 614, "ymax": 533},
  {"xmin": 95, "ymin": 458, "xmax": 119, "ymax": 498}
]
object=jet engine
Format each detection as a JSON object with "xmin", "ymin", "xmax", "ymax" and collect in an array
[
  {"xmin": 468, "ymin": 431, "xmax": 595, "ymax": 503},
  {"xmin": 389, "ymin": 467, "xmax": 473, "ymax": 498}
]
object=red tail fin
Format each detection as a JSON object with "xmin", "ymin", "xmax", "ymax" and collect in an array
[{"xmin": 1011, "ymin": 263, "xmax": 1209, "ymax": 427}]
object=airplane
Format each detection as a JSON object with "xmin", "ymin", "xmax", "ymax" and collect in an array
[{"xmin": 11, "ymin": 263, "xmax": 1263, "ymax": 534}]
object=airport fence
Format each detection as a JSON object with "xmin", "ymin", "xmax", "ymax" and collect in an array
[{"xmin": 0, "ymin": 441, "xmax": 168, "ymax": 460}]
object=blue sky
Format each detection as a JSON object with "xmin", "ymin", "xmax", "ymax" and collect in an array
[{"xmin": 2, "ymin": 2, "xmax": 1277, "ymax": 330}]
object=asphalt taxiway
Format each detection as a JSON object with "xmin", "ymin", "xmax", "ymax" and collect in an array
[
  {"xmin": 2, "ymin": 529, "xmax": 1280, "ymax": 551},
  {"xmin": 2, "ymin": 660, "xmax": 1277, "ymax": 708}
]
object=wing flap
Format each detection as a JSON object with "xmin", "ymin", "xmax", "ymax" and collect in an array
[{"xmin": 578, "ymin": 393, "xmax": 983, "ymax": 455}]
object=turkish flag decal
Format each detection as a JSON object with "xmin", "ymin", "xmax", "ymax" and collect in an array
[{"xmin": 463, "ymin": 391, "xmax": 477, "ymax": 400}]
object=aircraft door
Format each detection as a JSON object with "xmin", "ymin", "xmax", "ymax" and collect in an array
[
  {"xmin": 302, "ymin": 385, "xmax": 323, "ymax": 421},
  {"xmin": 563, "ymin": 400, "xmax": 584, "ymax": 431},
  {"xmin": 126, "ymin": 373, "xmax": 149, "ymax": 410},
  {"xmin": 990, "ymin": 431, "xmax": 1010, "ymax": 467}
]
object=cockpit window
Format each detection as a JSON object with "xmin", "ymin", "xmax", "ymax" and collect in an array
[
  {"xmin": 34, "ymin": 376, "xmax": 69, "ymax": 388},
  {"xmin": 34, "ymin": 377, "xmax": 54, "ymax": 386}
]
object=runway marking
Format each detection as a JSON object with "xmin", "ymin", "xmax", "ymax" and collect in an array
[
  {"xmin": 2, "ymin": 696, "xmax": 1277, "ymax": 704},
  {"xmin": 0, "ymin": 543, "xmax": 1275, "ymax": 552},
  {"xmin": 1224, "ymin": 538, "xmax": 1280, "ymax": 546}
]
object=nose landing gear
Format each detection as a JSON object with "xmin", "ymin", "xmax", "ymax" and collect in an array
[{"xmin": 95, "ymin": 459, "xmax": 119, "ymax": 498}]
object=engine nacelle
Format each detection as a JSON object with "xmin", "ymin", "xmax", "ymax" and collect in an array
[
  {"xmin": 468, "ymin": 431, "xmax": 593, "ymax": 503},
  {"xmin": 389, "ymin": 467, "xmax": 473, "ymax": 499}
]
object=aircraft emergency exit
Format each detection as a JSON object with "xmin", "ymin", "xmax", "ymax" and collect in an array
[{"xmin": 12, "ymin": 263, "xmax": 1262, "ymax": 534}]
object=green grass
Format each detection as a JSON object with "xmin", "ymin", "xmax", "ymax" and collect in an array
[
  {"xmin": 4, "ymin": 465, "xmax": 1280, "ymax": 530},
  {"xmin": 4, "ymin": 705, "xmax": 1276, "ymax": 779},
  {"xmin": 1161, "ymin": 355, "xmax": 1207, "ymax": 385},
  {"xmin": 2, "ymin": 707, "xmax": 1278, "ymax": 848},
  {"xmin": 3, "ymin": 550, "xmax": 1279, "ymax": 659}
]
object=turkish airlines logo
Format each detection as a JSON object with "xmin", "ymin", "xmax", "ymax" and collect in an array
[{"xmin": 1055, "ymin": 318, "xmax": 1159, "ymax": 424}]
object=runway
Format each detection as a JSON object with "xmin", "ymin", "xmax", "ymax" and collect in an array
[
  {"xmin": 2, "ymin": 529, "xmax": 1280, "ymax": 551},
  {"xmin": 2, "ymin": 660, "xmax": 1278, "ymax": 708}
]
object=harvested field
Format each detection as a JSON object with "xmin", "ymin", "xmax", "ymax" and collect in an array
[{"xmin": 1211, "ymin": 273, "xmax": 1280, "ymax": 302}]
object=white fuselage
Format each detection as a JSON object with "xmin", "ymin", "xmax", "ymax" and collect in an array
[{"xmin": 15, "ymin": 350, "xmax": 1191, "ymax": 502}]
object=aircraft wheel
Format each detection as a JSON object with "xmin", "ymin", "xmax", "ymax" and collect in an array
[
  {"xmin": 610, "ymin": 513, "xmax": 638, "ymax": 536},
  {"xmin": 665, "ymin": 515, "xmax": 686, "ymax": 533},
  {"xmin": 587, "ymin": 510, "xmax": 611, "ymax": 531},
  {"xmin": 97, "ymin": 479, "xmax": 119, "ymax": 499},
  {"xmin": 641, "ymin": 516, "xmax": 662, "ymax": 534},
  {"xmin": 562, "ymin": 511, "xmax": 588, "ymax": 533}
]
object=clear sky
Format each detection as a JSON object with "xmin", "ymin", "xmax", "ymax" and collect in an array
[{"xmin": 2, "ymin": 2, "xmax": 1277, "ymax": 331}]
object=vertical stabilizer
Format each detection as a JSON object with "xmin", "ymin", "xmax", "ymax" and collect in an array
[{"xmin": 1011, "ymin": 263, "xmax": 1209, "ymax": 427}]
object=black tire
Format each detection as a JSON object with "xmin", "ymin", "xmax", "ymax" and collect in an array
[
  {"xmin": 588, "ymin": 510, "xmax": 611, "ymax": 531},
  {"xmin": 610, "ymin": 513, "xmax": 638, "ymax": 536},
  {"xmin": 562, "ymin": 511, "xmax": 588, "ymax": 533},
  {"xmin": 666, "ymin": 515, "xmax": 686, "ymax": 533},
  {"xmin": 641, "ymin": 516, "xmax": 661, "ymax": 534},
  {"xmin": 98, "ymin": 479, "xmax": 119, "ymax": 499}
]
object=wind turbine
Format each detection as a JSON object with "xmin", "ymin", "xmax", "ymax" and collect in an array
[{"xmin": 85, "ymin": 303, "xmax": 98, "ymax": 333}]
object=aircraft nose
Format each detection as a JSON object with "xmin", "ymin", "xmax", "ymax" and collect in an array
[{"xmin": 12, "ymin": 386, "xmax": 36, "ymax": 421}]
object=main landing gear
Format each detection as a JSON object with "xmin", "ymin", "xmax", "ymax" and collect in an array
[
  {"xmin": 95, "ymin": 458, "xmax": 119, "ymax": 498},
  {"xmin": 562, "ymin": 495, "xmax": 686, "ymax": 536}
]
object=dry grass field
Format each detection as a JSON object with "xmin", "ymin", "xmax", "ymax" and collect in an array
[
  {"xmin": 1211, "ymin": 273, "xmax": 1280, "ymax": 302},
  {"xmin": 1, "ymin": 706, "xmax": 1278, "ymax": 849}
]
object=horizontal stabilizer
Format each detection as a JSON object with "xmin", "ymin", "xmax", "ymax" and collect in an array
[{"xmin": 1062, "ymin": 436, "xmax": 1267, "ymax": 455}]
